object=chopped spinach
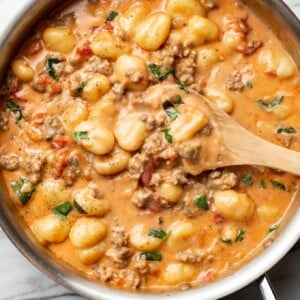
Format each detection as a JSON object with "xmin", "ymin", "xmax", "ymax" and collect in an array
[
  {"xmin": 6, "ymin": 100, "xmax": 22, "ymax": 122},
  {"xmin": 173, "ymin": 94, "xmax": 184, "ymax": 104},
  {"xmin": 162, "ymin": 128, "xmax": 172, "ymax": 143},
  {"xmin": 139, "ymin": 252, "xmax": 162, "ymax": 261},
  {"xmin": 73, "ymin": 200, "xmax": 87, "ymax": 214},
  {"xmin": 174, "ymin": 75, "xmax": 190, "ymax": 94},
  {"xmin": 73, "ymin": 131, "xmax": 89, "ymax": 141},
  {"xmin": 268, "ymin": 224, "xmax": 279, "ymax": 233},
  {"xmin": 75, "ymin": 81, "xmax": 87, "ymax": 94},
  {"xmin": 259, "ymin": 179, "xmax": 267, "ymax": 189},
  {"xmin": 270, "ymin": 180, "xmax": 286, "ymax": 191},
  {"xmin": 194, "ymin": 194, "xmax": 209, "ymax": 211},
  {"xmin": 235, "ymin": 229, "xmax": 246, "ymax": 242},
  {"xmin": 276, "ymin": 127, "xmax": 296, "ymax": 134},
  {"xmin": 148, "ymin": 229, "xmax": 169, "ymax": 239},
  {"xmin": 45, "ymin": 58, "xmax": 60, "ymax": 81},
  {"xmin": 221, "ymin": 238, "xmax": 232, "ymax": 245},
  {"xmin": 162, "ymin": 100, "xmax": 179, "ymax": 120},
  {"xmin": 53, "ymin": 202, "xmax": 72, "ymax": 220},
  {"xmin": 241, "ymin": 172, "xmax": 253, "ymax": 187},
  {"xmin": 106, "ymin": 11, "xmax": 118, "ymax": 21},
  {"xmin": 246, "ymin": 81, "xmax": 253, "ymax": 89},
  {"xmin": 148, "ymin": 64, "xmax": 175, "ymax": 81},
  {"xmin": 257, "ymin": 96, "xmax": 283, "ymax": 111},
  {"xmin": 10, "ymin": 177, "xmax": 35, "ymax": 205}
]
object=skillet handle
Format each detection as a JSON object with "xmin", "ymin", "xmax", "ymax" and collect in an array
[{"xmin": 259, "ymin": 275, "xmax": 278, "ymax": 300}]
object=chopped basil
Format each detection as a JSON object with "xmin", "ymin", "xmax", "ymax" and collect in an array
[
  {"xmin": 259, "ymin": 179, "xmax": 267, "ymax": 189},
  {"xmin": 173, "ymin": 94, "xmax": 184, "ymax": 104},
  {"xmin": 162, "ymin": 100, "xmax": 179, "ymax": 120},
  {"xmin": 241, "ymin": 172, "xmax": 253, "ymax": 187},
  {"xmin": 148, "ymin": 229, "xmax": 169, "ymax": 239},
  {"xmin": 194, "ymin": 194, "xmax": 209, "ymax": 211},
  {"xmin": 268, "ymin": 224, "xmax": 279, "ymax": 233},
  {"xmin": 276, "ymin": 127, "xmax": 296, "ymax": 134},
  {"xmin": 10, "ymin": 177, "xmax": 35, "ymax": 205},
  {"xmin": 257, "ymin": 96, "xmax": 283, "ymax": 111},
  {"xmin": 6, "ymin": 100, "xmax": 22, "ymax": 122},
  {"xmin": 45, "ymin": 57, "xmax": 60, "ymax": 81},
  {"xmin": 270, "ymin": 180, "xmax": 286, "ymax": 191},
  {"xmin": 106, "ymin": 11, "xmax": 118, "ymax": 21},
  {"xmin": 162, "ymin": 129, "xmax": 172, "ymax": 143},
  {"xmin": 221, "ymin": 238, "xmax": 232, "ymax": 245},
  {"xmin": 139, "ymin": 252, "xmax": 162, "ymax": 261},
  {"xmin": 73, "ymin": 200, "xmax": 87, "ymax": 214},
  {"xmin": 75, "ymin": 81, "xmax": 87, "ymax": 94},
  {"xmin": 246, "ymin": 81, "xmax": 253, "ymax": 89},
  {"xmin": 148, "ymin": 64, "xmax": 175, "ymax": 81},
  {"xmin": 235, "ymin": 229, "xmax": 246, "ymax": 242},
  {"xmin": 174, "ymin": 75, "xmax": 190, "ymax": 94},
  {"xmin": 53, "ymin": 202, "xmax": 72, "ymax": 220},
  {"xmin": 73, "ymin": 131, "xmax": 89, "ymax": 141}
]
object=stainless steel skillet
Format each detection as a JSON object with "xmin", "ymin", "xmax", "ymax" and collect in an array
[{"xmin": 0, "ymin": 1, "xmax": 299, "ymax": 299}]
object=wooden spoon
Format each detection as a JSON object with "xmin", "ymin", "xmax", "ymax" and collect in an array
[{"xmin": 163, "ymin": 84, "xmax": 300, "ymax": 176}]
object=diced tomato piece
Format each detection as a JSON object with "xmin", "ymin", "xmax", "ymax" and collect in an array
[
  {"xmin": 213, "ymin": 212, "xmax": 226, "ymax": 223},
  {"xmin": 76, "ymin": 40, "xmax": 93, "ymax": 57},
  {"xmin": 101, "ymin": 22, "xmax": 114, "ymax": 31},
  {"xmin": 141, "ymin": 160, "xmax": 154, "ymax": 186},
  {"xmin": 51, "ymin": 135, "xmax": 73, "ymax": 150},
  {"xmin": 148, "ymin": 193, "xmax": 162, "ymax": 212}
]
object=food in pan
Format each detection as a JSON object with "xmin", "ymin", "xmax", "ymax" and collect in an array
[{"xmin": 0, "ymin": 0, "xmax": 299, "ymax": 292}]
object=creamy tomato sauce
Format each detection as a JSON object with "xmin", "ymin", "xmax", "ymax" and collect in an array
[{"xmin": 0, "ymin": 0, "xmax": 299, "ymax": 293}]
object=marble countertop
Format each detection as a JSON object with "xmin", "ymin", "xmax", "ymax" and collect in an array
[{"xmin": 1, "ymin": 1, "xmax": 300, "ymax": 300}]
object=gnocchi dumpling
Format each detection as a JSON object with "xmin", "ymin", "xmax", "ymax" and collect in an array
[
  {"xmin": 63, "ymin": 102, "xmax": 88, "ymax": 133},
  {"xmin": 129, "ymin": 224, "xmax": 163, "ymax": 251},
  {"xmin": 167, "ymin": 221, "xmax": 197, "ymax": 250},
  {"xmin": 134, "ymin": 12, "xmax": 172, "ymax": 51},
  {"xmin": 214, "ymin": 190, "xmax": 255, "ymax": 222},
  {"xmin": 93, "ymin": 147, "xmax": 132, "ymax": 175},
  {"xmin": 73, "ymin": 188, "xmax": 110, "ymax": 216},
  {"xmin": 114, "ymin": 118, "xmax": 146, "ymax": 152},
  {"xmin": 157, "ymin": 182, "xmax": 183, "ymax": 203},
  {"xmin": 163, "ymin": 263, "xmax": 198, "ymax": 285},
  {"xmin": 170, "ymin": 108, "xmax": 208, "ymax": 142},
  {"xmin": 12, "ymin": 59, "xmax": 34, "ymax": 82},
  {"xmin": 31, "ymin": 215, "xmax": 70, "ymax": 244},
  {"xmin": 43, "ymin": 27, "xmax": 77, "ymax": 53},
  {"xmin": 69, "ymin": 217, "xmax": 107, "ymax": 249},
  {"xmin": 38, "ymin": 179, "xmax": 70, "ymax": 207},
  {"xmin": 91, "ymin": 31, "xmax": 131, "ymax": 59},
  {"xmin": 74, "ymin": 121, "xmax": 115, "ymax": 155},
  {"xmin": 165, "ymin": 0, "xmax": 205, "ymax": 18},
  {"xmin": 82, "ymin": 75, "xmax": 111, "ymax": 102},
  {"xmin": 205, "ymin": 87, "xmax": 234, "ymax": 114},
  {"xmin": 77, "ymin": 241, "xmax": 107, "ymax": 265},
  {"xmin": 115, "ymin": 55, "xmax": 149, "ymax": 91}
]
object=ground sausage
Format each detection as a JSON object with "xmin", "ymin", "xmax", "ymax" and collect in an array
[
  {"xmin": 132, "ymin": 188, "xmax": 153, "ymax": 208},
  {"xmin": 207, "ymin": 170, "xmax": 238, "ymax": 190},
  {"xmin": 0, "ymin": 154, "xmax": 20, "ymax": 171},
  {"xmin": 22, "ymin": 151, "xmax": 47, "ymax": 184},
  {"xmin": 176, "ymin": 249, "xmax": 204, "ymax": 263},
  {"xmin": 0, "ymin": 110, "xmax": 9, "ymax": 131}
]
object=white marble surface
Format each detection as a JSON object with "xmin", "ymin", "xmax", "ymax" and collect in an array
[{"xmin": 0, "ymin": 1, "xmax": 300, "ymax": 300}]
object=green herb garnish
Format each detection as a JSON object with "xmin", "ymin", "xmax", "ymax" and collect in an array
[
  {"xmin": 139, "ymin": 252, "xmax": 162, "ymax": 261},
  {"xmin": 75, "ymin": 81, "xmax": 87, "ymax": 94},
  {"xmin": 6, "ymin": 100, "xmax": 22, "ymax": 122},
  {"xmin": 148, "ymin": 63, "xmax": 175, "ymax": 81},
  {"xmin": 174, "ymin": 75, "xmax": 190, "ymax": 94},
  {"xmin": 221, "ymin": 238, "xmax": 232, "ymax": 245},
  {"xmin": 241, "ymin": 172, "xmax": 253, "ymax": 187},
  {"xmin": 73, "ymin": 131, "xmax": 89, "ymax": 141},
  {"xmin": 270, "ymin": 180, "xmax": 286, "ymax": 191},
  {"xmin": 158, "ymin": 216, "xmax": 164, "ymax": 225},
  {"xmin": 53, "ymin": 202, "xmax": 72, "ymax": 220},
  {"xmin": 235, "ymin": 229, "xmax": 246, "ymax": 242},
  {"xmin": 173, "ymin": 94, "xmax": 184, "ymax": 104},
  {"xmin": 246, "ymin": 81, "xmax": 253, "ymax": 89},
  {"xmin": 257, "ymin": 96, "xmax": 283, "ymax": 111},
  {"xmin": 276, "ymin": 127, "xmax": 296, "ymax": 134},
  {"xmin": 162, "ymin": 100, "xmax": 179, "ymax": 120},
  {"xmin": 162, "ymin": 129, "xmax": 172, "ymax": 143},
  {"xmin": 45, "ymin": 57, "xmax": 60, "ymax": 81},
  {"xmin": 10, "ymin": 177, "xmax": 35, "ymax": 205},
  {"xmin": 259, "ymin": 179, "xmax": 267, "ymax": 189},
  {"xmin": 106, "ymin": 11, "xmax": 118, "ymax": 21},
  {"xmin": 268, "ymin": 224, "xmax": 279, "ymax": 233},
  {"xmin": 194, "ymin": 194, "xmax": 209, "ymax": 211},
  {"xmin": 148, "ymin": 229, "xmax": 169, "ymax": 239},
  {"xmin": 73, "ymin": 200, "xmax": 87, "ymax": 214}
]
